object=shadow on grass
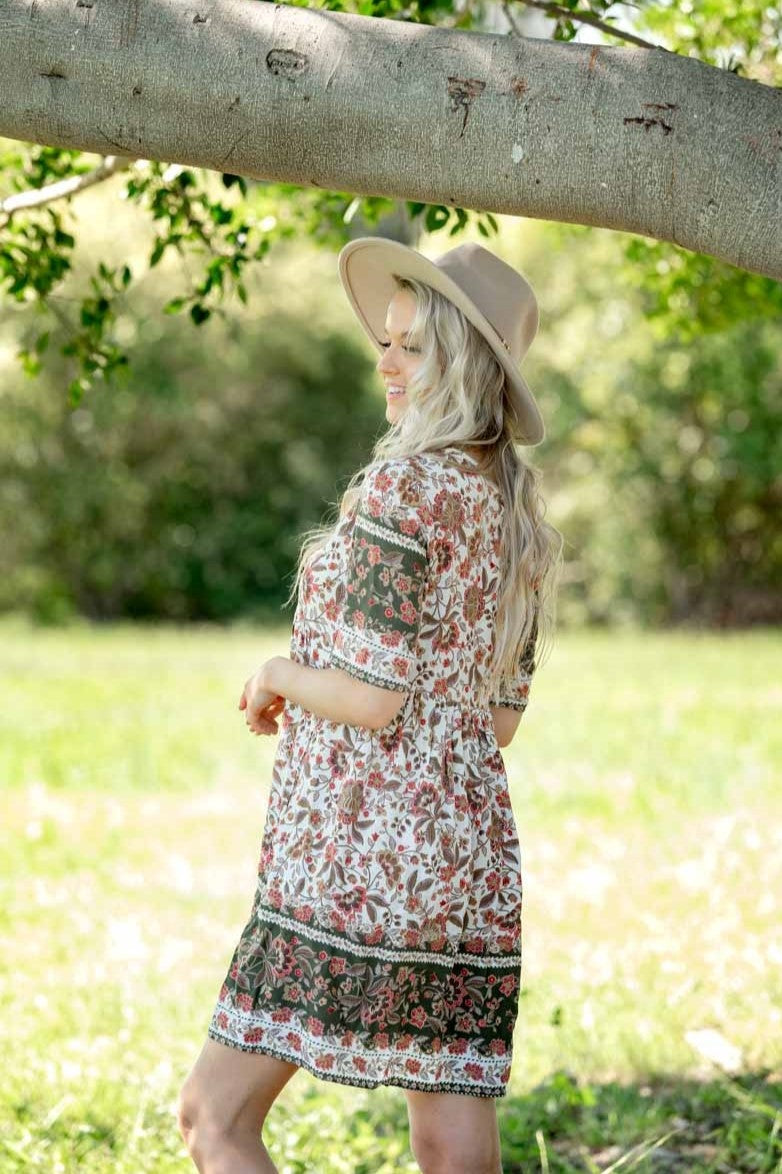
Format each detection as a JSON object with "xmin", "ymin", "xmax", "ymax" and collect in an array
[{"xmin": 294, "ymin": 1066, "xmax": 782, "ymax": 1174}]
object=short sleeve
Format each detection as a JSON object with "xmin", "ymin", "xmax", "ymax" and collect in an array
[
  {"xmin": 489, "ymin": 608, "xmax": 538, "ymax": 713},
  {"xmin": 331, "ymin": 460, "xmax": 431, "ymax": 693}
]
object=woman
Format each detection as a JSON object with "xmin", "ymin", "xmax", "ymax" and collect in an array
[{"xmin": 178, "ymin": 236, "xmax": 564, "ymax": 1174}]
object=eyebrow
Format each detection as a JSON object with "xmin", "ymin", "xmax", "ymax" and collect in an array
[{"xmin": 382, "ymin": 328, "xmax": 412, "ymax": 339}]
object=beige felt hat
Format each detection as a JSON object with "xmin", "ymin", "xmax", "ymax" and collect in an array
[{"xmin": 337, "ymin": 236, "xmax": 545, "ymax": 445}]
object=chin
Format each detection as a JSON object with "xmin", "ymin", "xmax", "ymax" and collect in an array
[{"xmin": 386, "ymin": 405, "xmax": 405, "ymax": 423}]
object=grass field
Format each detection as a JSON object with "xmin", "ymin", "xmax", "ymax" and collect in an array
[{"xmin": 1, "ymin": 616, "xmax": 780, "ymax": 1172}]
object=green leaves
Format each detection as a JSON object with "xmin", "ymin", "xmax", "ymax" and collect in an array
[
  {"xmin": 0, "ymin": 150, "xmax": 284, "ymax": 394},
  {"xmin": 189, "ymin": 303, "xmax": 211, "ymax": 325},
  {"xmin": 0, "ymin": 207, "xmax": 74, "ymax": 299},
  {"xmin": 405, "ymin": 201, "xmax": 497, "ymax": 238},
  {"xmin": 16, "ymin": 329, "xmax": 50, "ymax": 377}
]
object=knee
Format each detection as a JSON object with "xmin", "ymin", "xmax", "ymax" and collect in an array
[
  {"xmin": 176, "ymin": 1083, "xmax": 226, "ymax": 1159},
  {"xmin": 410, "ymin": 1126, "xmax": 501, "ymax": 1174},
  {"xmin": 176, "ymin": 1084, "xmax": 201, "ymax": 1149},
  {"xmin": 176, "ymin": 1075, "xmax": 201, "ymax": 1135}
]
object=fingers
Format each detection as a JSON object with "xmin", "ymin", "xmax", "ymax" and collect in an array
[
  {"xmin": 247, "ymin": 719, "xmax": 278, "ymax": 736},
  {"xmin": 245, "ymin": 702, "xmax": 281, "ymax": 736},
  {"xmin": 239, "ymin": 679, "xmax": 285, "ymax": 735},
  {"xmin": 252, "ymin": 695, "xmax": 286, "ymax": 726}
]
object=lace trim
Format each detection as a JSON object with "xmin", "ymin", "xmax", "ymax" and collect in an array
[
  {"xmin": 255, "ymin": 905, "xmax": 522, "ymax": 969},
  {"xmin": 353, "ymin": 511, "xmax": 428, "ymax": 558}
]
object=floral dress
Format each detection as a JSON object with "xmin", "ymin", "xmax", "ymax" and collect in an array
[{"xmin": 207, "ymin": 445, "xmax": 538, "ymax": 1098}]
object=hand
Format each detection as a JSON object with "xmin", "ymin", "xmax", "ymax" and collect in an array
[{"xmin": 239, "ymin": 664, "xmax": 286, "ymax": 736}]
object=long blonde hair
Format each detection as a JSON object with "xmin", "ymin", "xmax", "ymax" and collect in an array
[{"xmin": 284, "ymin": 273, "xmax": 564, "ymax": 692}]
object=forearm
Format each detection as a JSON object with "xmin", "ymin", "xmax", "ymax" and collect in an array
[
  {"xmin": 490, "ymin": 705, "xmax": 523, "ymax": 748},
  {"xmin": 262, "ymin": 656, "xmax": 379, "ymax": 728}
]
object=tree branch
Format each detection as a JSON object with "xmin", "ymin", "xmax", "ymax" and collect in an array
[
  {"xmin": 505, "ymin": 0, "xmax": 666, "ymax": 52},
  {"xmin": 0, "ymin": 0, "xmax": 777, "ymax": 277},
  {"xmin": 0, "ymin": 154, "xmax": 136, "ymax": 229}
]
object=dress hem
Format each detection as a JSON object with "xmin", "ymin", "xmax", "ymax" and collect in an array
[{"xmin": 206, "ymin": 1026, "xmax": 508, "ymax": 1099}]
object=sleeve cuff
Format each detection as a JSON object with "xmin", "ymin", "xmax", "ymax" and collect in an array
[
  {"xmin": 489, "ymin": 677, "xmax": 532, "ymax": 711},
  {"xmin": 331, "ymin": 621, "xmax": 416, "ymax": 692}
]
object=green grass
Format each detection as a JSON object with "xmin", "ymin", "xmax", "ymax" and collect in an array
[{"xmin": 1, "ymin": 615, "xmax": 780, "ymax": 1172}]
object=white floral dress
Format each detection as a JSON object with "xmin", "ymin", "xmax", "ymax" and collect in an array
[{"xmin": 208, "ymin": 445, "xmax": 537, "ymax": 1098}]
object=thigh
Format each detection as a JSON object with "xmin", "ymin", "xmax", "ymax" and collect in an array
[
  {"xmin": 404, "ymin": 1087, "xmax": 501, "ymax": 1153},
  {"xmin": 179, "ymin": 1036, "xmax": 300, "ymax": 1134}
]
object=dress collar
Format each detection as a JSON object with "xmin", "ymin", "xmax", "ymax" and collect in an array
[
  {"xmin": 441, "ymin": 446, "xmax": 502, "ymax": 497},
  {"xmin": 443, "ymin": 445, "xmax": 480, "ymax": 466}
]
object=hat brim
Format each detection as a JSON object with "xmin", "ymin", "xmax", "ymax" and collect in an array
[{"xmin": 337, "ymin": 237, "xmax": 545, "ymax": 446}]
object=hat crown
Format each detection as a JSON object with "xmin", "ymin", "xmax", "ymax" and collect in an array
[{"xmin": 434, "ymin": 242, "xmax": 539, "ymax": 362}]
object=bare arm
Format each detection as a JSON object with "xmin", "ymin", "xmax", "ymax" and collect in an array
[
  {"xmin": 490, "ymin": 706, "xmax": 523, "ymax": 749},
  {"xmin": 261, "ymin": 656, "xmax": 405, "ymax": 731},
  {"xmin": 259, "ymin": 660, "xmax": 524, "ymax": 743}
]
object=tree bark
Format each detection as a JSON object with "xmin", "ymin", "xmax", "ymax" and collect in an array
[{"xmin": 1, "ymin": 0, "xmax": 779, "ymax": 278}]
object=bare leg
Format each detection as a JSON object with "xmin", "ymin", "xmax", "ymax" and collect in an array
[
  {"xmin": 177, "ymin": 1037, "xmax": 300, "ymax": 1173},
  {"xmin": 185, "ymin": 1124, "xmax": 278, "ymax": 1174},
  {"xmin": 404, "ymin": 1088, "xmax": 503, "ymax": 1174}
]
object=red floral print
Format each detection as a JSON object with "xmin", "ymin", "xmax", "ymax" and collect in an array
[{"xmin": 208, "ymin": 448, "xmax": 537, "ymax": 1098}]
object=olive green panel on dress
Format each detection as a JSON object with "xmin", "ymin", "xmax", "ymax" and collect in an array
[
  {"xmin": 332, "ymin": 461, "xmax": 431, "ymax": 693},
  {"xmin": 208, "ymin": 893, "xmax": 520, "ymax": 1098}
]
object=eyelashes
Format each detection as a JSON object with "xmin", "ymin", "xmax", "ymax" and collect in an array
[{"xmin": 380, "ymin": 342, "xmax": 421, "ymax": 353}]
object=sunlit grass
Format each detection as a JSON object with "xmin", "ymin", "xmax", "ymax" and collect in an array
[{"xmin": 1, "ymin": 616, "xmax": 780, "ymax": 1172}]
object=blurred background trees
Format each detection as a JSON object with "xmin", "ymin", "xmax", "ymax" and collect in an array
[{"xmin": 2, "ymin": 197, "xmax": 778, "ymax": 629}]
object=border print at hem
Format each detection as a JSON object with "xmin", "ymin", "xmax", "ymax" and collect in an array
[{"xmin": 206, "ymin": 1026, "xmax": 508, "ymax": 1099}]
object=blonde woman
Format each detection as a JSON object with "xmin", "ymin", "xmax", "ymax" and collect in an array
[{"xmin": 178, "ymin": 237, "xmax": 564, "ymax": 1174}]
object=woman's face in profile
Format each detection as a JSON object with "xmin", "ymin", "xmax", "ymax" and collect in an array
[{"xmin": 376, "ymin": 289, "xmax": 424, "ymax": 424}]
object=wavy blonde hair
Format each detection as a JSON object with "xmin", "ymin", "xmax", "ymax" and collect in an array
[{"xmin": 284, "ymin": 273, "xmax": 564, "ymax": 693}]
